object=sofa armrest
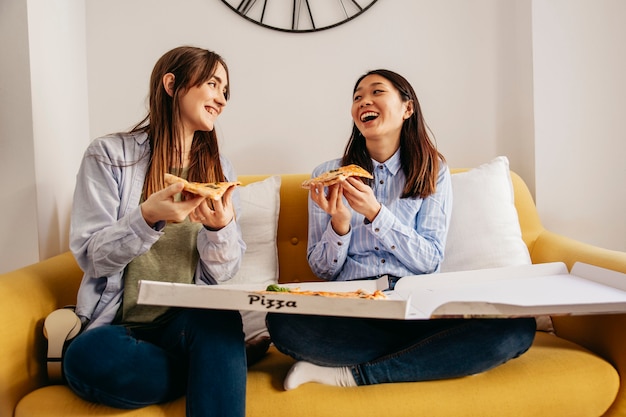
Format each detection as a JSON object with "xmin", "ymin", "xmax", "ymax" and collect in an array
[
  {"xmin": 0, "ymin": 252, "xmax": 82, "ymax": 417},
  {"xmin": 530, "ymin": 230, "xmax": 626, "ymax": 417},
  {"xmin": 530, "ymin": 230, "xmax": 626, "ymax": 274}
]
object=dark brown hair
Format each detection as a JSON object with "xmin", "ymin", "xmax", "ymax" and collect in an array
[
  {"xmin": 342, "ymin": 69, "xmax": 444, "ymax": 198},
  {"xmin": 131, "ymin": 46, "xmax": 230, "ymax": 197}
]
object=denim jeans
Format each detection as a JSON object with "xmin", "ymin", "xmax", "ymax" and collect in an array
[
  {"xmin": 266, "ymin": 313, "xmax": 536, "ymax": 385},
  {"xmin": 63, "ymin": 308, "xmax": 246, "ymax": 417}
]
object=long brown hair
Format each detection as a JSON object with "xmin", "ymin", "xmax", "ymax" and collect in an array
[
  {"xmin": 131, "ymin": 46, "xmax": 230, "ymax": 198},
  {"xmin": 342, "ymin": 69, "xmax": 444, "ymax": 199}
]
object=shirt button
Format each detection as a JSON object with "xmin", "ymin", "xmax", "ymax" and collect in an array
[
  {"xmin": 337, "ymin": 242, "xmax": 343, "ymax": 246},
  {"xmin": 378, "ymin": 165, "xmax": 384, "ymax": 169},
  {"xmin": 333, "ymin": 259, "xmax": 338, "ymax": 263},
  {"xmin": 374, "ymin": 228, "xmax": 380, "ymax": 233},
  {"xmin": 381, "ymin": 259, "xmax": 386, "ymax": 264},
  {"xmin": 379, "ymin": 180, "xmax": 384, "ymax": 184},
  {"xmin": 391, "ymin": 245, "xmax": 396, "ymax": 250},
  {"xmin": 374, "ymin": 246, "xmax": 379, "ymax": 251}
]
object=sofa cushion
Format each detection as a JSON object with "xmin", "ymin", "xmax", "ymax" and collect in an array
[
  {"xmin": 15, "ymin": 333, "xmax": 618, "ymax": 417},
  {"xmin": 441, "ymin": 156, "xmax": 531, "ymax": 272}
]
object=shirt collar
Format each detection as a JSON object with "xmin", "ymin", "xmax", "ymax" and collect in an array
[
  {"xmin": 372, "ymin": 148, "xmax": 402, "ymax": 175},
  {"xmin": 131, "ymin": 130, "xmax": 149, "ymax": 145}
]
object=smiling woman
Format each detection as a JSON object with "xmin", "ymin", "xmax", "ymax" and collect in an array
[
  {"xmin": 62, "ymin": 46, "xmax": 248, "ymax": 417},
  {"xmin": 167, "ymin": 63, "xmax": 228, "ymax": 138},
  {"xmin": 266, "ymin": 68, "xmax": 537, "ymax": 392}
]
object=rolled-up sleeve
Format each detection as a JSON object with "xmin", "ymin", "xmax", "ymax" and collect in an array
[{"xmin": 70, "ymin": 138, "xmax": 162, "ymax": 278}]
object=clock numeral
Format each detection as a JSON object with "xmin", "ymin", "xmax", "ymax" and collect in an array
[
  {"xmin": 237, "ymin": 0, "xmax": 268, "ymax": 24},
  {"xmin": 236, "ymin": 0, "xmax": 254, "ymax": 15},
  {"xmin": 292, "ymin": 0, "xmax": 315, "ymax": 31},
  {"xmin": 349, "ymin": 0, "xmax": 366, "ymax": 13}
]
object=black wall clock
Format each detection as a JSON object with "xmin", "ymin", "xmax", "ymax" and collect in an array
[{"xmin": 221, "ymin": 0, "xmax": 379, "ymax": 33}]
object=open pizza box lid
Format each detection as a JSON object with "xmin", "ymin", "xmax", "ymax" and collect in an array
[{"xmin": 137, "ymin": 262, "xmax": 626, "ymax": 320}]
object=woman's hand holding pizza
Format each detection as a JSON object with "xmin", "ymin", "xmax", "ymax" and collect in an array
[
  {"xmin": 342, "ymin": 177, "xmax": 382, "ymax": 223},
  {"xmin": 141, "ymin": 182, "xmax": 236, "ymax": 230},
  {"xmin": 189, "ymin": 184, "xmax": 237, "ymax": 230},
  {"xmin": 141, "ymin": 182, "xmax": 205, "ymax": 227},
  {"xmin": 310, "ymin": 182, "xmax": 352, "ymax": 236},
  {"xmin": 306, "ymin": 164, "xmax": 379, "ymax": 233}
]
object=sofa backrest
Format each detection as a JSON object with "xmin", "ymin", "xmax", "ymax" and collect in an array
[
  {"xmin": 238, "ymin": 171, "xmax": 544, "ymax": 285},
  {"xmin": 21, "ymin": 170, "xmax": 541, "ymax": 289}
]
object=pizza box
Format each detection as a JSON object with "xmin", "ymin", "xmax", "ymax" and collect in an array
[{"xmin": 136, "ymin": 262, "xmax": 626, "ymax": 320}]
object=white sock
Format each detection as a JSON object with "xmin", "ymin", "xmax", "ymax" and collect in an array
[{"xmin": 283, "ymin": 361, "xmax": 357, "ymax": 390}]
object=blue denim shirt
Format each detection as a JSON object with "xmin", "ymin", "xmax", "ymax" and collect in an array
[
  {"xmin": 307, "ymin": 150, "xmax": 452, "ymax": 281},
  {"xmin": 70, "ymin": 131, "xmax": 244, "ymax": 330}
]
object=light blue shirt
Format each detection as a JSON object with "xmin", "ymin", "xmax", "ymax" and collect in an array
[
  {"xmin": 70, "ymin": 131, "xmax": 245, "ymax": 330},
  {"xmin": 307, "ymin": 150, "xmax": 452, "ymax": 281}
]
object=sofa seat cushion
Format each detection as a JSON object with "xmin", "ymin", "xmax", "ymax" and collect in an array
[{"xmin": 16, "ymin": 332, "xmax": 617, "ymax": 417}]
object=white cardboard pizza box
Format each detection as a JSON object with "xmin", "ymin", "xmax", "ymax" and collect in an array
[{"xmin": 136, "ymin": 262, "xmax": 626, "ymax": 320}]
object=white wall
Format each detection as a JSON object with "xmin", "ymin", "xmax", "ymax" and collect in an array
[
  {"xmin": 85, "ymin": 0, "xmax": 533, "ymax": 177},
  {"xmin": 28, "ymin": 0, "xmax": 90, "ymax": 261},
  {"xmin": 533, "ymin": 0, "xmax": 626, "ymax": 251},
  {"xmin": 0, "ymin": 0, "xmax": 89, "ymax": 273},
  {"xmin": 496, "ymin": 0, "xmax": 535, "ymax": 189},
  {"xmin": 1, "ymin": 0, "xmax": 623, "ymax": 273},
  {"xmin": 0, "ymin": 0, "xmax": 40, "ymax": 271}
]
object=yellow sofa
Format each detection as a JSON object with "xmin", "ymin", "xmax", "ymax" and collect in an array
[{"xmin": 1, "ymin": 171, "xmax": 625, "ymax": 417}]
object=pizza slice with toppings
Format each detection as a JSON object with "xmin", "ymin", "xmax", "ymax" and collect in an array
[
  {"xmin": 264, "ymin": 284, "xmax": 387, "ymax": 300},
  {"xmin": 301, "ymin": 164, "xmax": 374, "ymax": 189},
  {"xmin": 164, "ymin": 173, "xmax": 241, "ymax": 200}
]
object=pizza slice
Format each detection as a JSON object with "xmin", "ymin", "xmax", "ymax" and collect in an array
[
  {"xmin": 264, "ymin": 284, "xmax": 387, "ymax": 300},
  {"xmin": 301, "ymin": 164, "xmax": 374, "ymax": 189},
  {"xmin": 164, "ymin": 173, "xmax": 241, "ymax": 200}
]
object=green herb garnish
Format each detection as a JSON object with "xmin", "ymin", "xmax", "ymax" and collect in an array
[{"xmin": 265, "ymin": 284, "xmax": 291, "ymax": 292}]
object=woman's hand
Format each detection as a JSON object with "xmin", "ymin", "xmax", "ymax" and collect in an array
[
  {"xmin": 341, "ymin": 177, "xmax": 381, "ymax": 223},
  {"xmin": 189, "ymin": 184, "xmax": 237, "ymax": 230},
  {"xmin": 310, "ymin": 182, "xmax": 351, "ymax": 235},
  {"xmin": 140, "ymin": 182, "xmax": 205, "ymax": 227}
]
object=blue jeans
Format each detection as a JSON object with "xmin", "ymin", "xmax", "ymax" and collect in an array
[
  {"xmin": 266, "ymin": 314, "xmax": 536, "ymax": 385},
  {"xmin": 63, "ymin": 308, "xmax": 246, "ymax": 417}
]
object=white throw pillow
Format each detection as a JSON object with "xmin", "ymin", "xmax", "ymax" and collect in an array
[
  {"xmin": 440, "ymin": 156, "xmax": 531, "ymax": 273},
  {"xmin": 231, "ymin": 175, "xmax": 281, "ymax": 285},
  {"xmin": 440, "ymin": 157, "xmax": 552, "ymax": 332},
  {"xmin": 230, "ymin": 175, "xmax": 281, "ymax": 343}
]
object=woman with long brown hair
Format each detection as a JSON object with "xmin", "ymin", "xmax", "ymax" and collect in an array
[
  {"xmin": 267, "ymin": 69, "xmax": 535, "ymax": 390},
  {"xmin": 63, "ymin": 46, "xmax": 246, "ymax": 417}
]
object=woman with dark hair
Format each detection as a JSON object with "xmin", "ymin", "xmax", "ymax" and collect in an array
[
  {"xmin": 63, "ymin": 46, "xmax": 247, "ymax": 417},
  {"xmin": 267, "ymin": 69, "xmax": 535, "ymax": 390}
]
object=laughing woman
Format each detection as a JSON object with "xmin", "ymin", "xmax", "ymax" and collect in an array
[
  {"xmin": 267, "ymin": 69, "xmax": 536, "ymax": 390},
  {"xmin": 63, "ymin": 46, "xmax": 247, "ymax": 417}
]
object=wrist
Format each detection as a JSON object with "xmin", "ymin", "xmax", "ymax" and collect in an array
[
  {"xmin": 365, "ymin": 203, "xmax": 382, "ymax": 223},
  {"xmin": 204, "ymin": 216, "xmax": 234, "ymax": 232},
  {"xmin": 140, "ymin": 203, "xmax": 158, "ymax": 227},
  {"xmin": 331, "ymin": 219, "xmax": 350, "ymax": 236}
]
